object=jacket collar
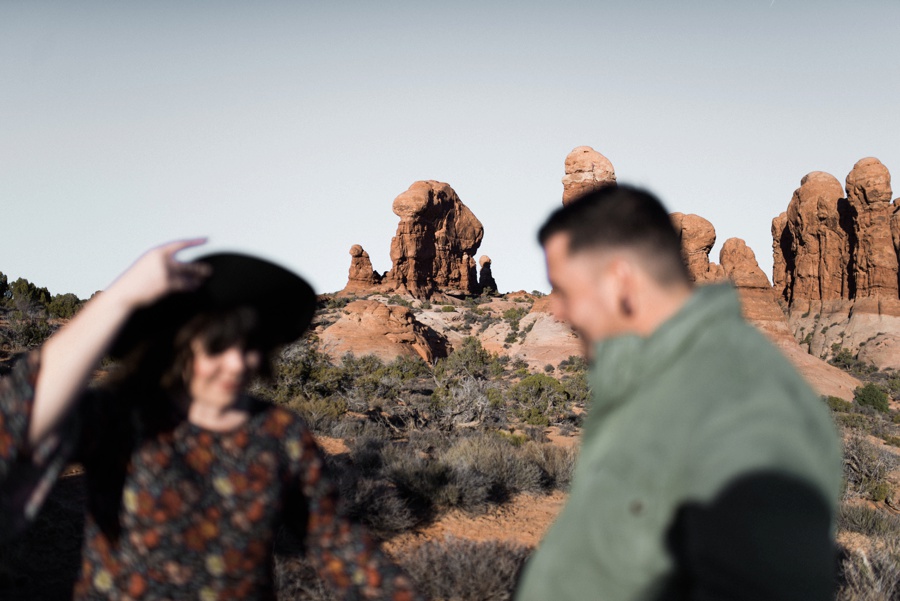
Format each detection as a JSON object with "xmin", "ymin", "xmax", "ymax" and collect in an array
[{"xmin": 587, "ymin": 283, "xmax": 743, "ymax": 418}]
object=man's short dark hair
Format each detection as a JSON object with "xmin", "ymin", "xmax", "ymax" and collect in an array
[{"xmin": 538, "ymin": 185, "xmax": 691, "ymax": 286}]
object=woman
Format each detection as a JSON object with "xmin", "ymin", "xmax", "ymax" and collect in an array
[{"xmin": 0, "ymin": 240, "xmax": 422, "ymax": 600}]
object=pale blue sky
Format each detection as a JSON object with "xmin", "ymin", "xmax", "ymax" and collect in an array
[{"xmin": 2, "ymin": 1, "xmax": 898, "ymax": 298}]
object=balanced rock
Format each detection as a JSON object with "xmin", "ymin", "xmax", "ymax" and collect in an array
[
  {"xmin": 343, "ymin": 244, "xmax": 382, "ymax": 293},
  {"xmin": 478, "ymin": 255, "xmax": 498, "ymax": 294},
  {"xmin": 846, "ymin": 157, "xmax": 897, "ymax": 298},
  {"xmin": 670, "ymin": 213, "xmax": 724, "ymax": 283},
  {"xmin": 382, "ymin": 181, "xmax": 484, "ymax": 299},
  {"xmin": 562, "ymin": 146, "xmax": 616, "ymax": 205}
]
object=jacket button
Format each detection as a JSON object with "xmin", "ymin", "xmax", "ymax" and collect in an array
[{"xmin": 629, "ymin": 500, "xmax": 644, "ymax": 515}]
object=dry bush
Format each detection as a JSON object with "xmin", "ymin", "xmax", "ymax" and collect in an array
[
  {"xmin": 521, "ymin": 442, "xmax": 577, "ymax": 491},
  {"xmin": 837, "ymin": 539, "xmax": 900, "ymax": 601},
  {"xmin": 398, "ymin": 537, "xmax": 531, "ymax": 601},
  {"xmin": 441, "ymin": 435, "xmax": 544, "ymax": 507},
  {"xmin": 838, "ymin": 504, "xmax": 900, "ymax": 538},
  {"xmin": 843, "ymin": 436, "xmax": 898, "ymax": 502}
]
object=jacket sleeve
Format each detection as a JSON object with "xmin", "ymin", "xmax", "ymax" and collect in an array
[
  {"xmin": 0, "ymin": 351, "xmax": 79, "ymax": 542},
  {"xmin": 280, "ymin": 417, "xmax": 423, "ymax": 601},
  {"xmin": 662, "ymin": 471, "xmax": 836, "ymax": 601}
]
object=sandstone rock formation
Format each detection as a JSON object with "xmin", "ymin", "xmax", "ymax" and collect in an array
[
  {"xmin": 382, "ymin": 181, "xmax": 485, "ymax": 299},
  {"xmin": 317, "ymin": 300, "xmax": 447, "ymax": 363},
  {"xmin": 774, "ymin": 159, "xmax": 898, "ymax": 304},
  {"xmin": 779, "ymin": 172, "xmax": 849, "ymax": 303},
  {"xmin": 478, "ymin": 255, "xmax": 498, "ymax": 293},
  {"xmin": 343, "ymin": 244, "xmax": 382, "ymax": 293},
  {"xmin": 670, "ymin": 213, "xmax": 724, "ymax": 283},
  {"xmin": 772, "ymin": 212, "xmax": 789, "ymax": 299},
  {"xmin": 561, "ymin": 146, "xmax": 616, "ymax": 205},
  {"xmin": 771, "ymin": 159, "xmax": 900, "ymax": 373},
  {"xmin": 846, "ymin": 157, "xmax": 898, "ymax": 298},
  {"xmin": 339, "ymin": 180, "xmax": 492, "ymax": 298}
]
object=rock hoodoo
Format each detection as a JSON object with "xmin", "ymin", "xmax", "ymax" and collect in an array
[
  {"xmin": 382, "ymin": 181, "xmax": 484, "ymax": 298},
  {"xmin": 845, "ymin": 157, "xmax": 898, "ymax": 299},
  {"xmin": 771, "ymin": 158, "xmax": 900, "ymax": 372},
  {"xmin": 670, "ymin": 212, "xmax": 724, "ymax": 283},
  {"xmin": 344, "ymin": 244, "xmax": 382, "ymax": 293},
  {"xmin": 340, "ymin": 180, "xmax": 492, "ymax": 298},
  {"xmin": 778, "ymin": 171, "xmax": 849, "ymax": 303},
  {"xmin": 561, "ymin": 146, "xmax": 616, "ymax": 205},
  {"xmin": 774, "ymin": 158, "xmax": 899, "ymax": 304},
  {"xmin": 478, "ymin": 255, "xmax": 498, "ymax": 294}
]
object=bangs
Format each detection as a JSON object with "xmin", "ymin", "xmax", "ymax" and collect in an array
[{"xmin": 187, "ymin": 306, "xmax": 263, "ymax": 354}]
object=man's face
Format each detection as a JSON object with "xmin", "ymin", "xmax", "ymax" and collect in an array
[{"xmin": 544, "ymin": 232, "xmax": 626, "ymax": 345}]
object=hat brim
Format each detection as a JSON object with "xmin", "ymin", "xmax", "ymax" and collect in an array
[{"xmin": 109, "ymin": 253, "xmax": 316, "ymax": 358}]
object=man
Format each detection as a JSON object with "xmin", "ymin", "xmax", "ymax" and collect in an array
[{"xmin": 515, "ymin": 186, "xmax": 842, "ymax": 601}]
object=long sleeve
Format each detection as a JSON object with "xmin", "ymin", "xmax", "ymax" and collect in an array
[
  {"xmin": 0, "ymin": 352, "xmax": 78, "ymax": 542},
  {"xmin": 280, "ymin": 416, "xmax": 423, "ymax": 601}
]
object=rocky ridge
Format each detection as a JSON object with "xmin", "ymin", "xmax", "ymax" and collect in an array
[{"xmin": 773, "ymin": 158, "xmax": 900, "ymax": 370}]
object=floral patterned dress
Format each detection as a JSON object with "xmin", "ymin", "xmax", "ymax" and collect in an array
[{"xmin": 0, "ymin": 352, "xmax": 421, "ymax": 601}]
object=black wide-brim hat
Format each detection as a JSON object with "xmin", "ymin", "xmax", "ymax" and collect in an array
[{"xmin": 109, "ymin": 253, "xmax": 316, "ymax": 358}]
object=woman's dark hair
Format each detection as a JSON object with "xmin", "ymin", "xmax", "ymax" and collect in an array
[
  {"xmin": 88, "ymin": 305, "xmax": 278, "ymax": 541},
  {"xmin": 108, "ymin": 305, "xmax": 276, "ymax": 398}
]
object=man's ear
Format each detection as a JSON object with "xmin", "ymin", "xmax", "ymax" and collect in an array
[{"xmin": 606, "ymin": 255, "xmax": 637, "ymax": 319}]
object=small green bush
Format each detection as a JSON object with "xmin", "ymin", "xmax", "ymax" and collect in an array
[
  {"xmin": 855, "ymin": 383, "xmax": 890, "ymax": 413},
  {"xmin": 441, "ymin": 305, "xmax": 456, "ymax": 313},
  {"xmin": 837, "ymin": 414, "xmax": 871, "ymax": 431},
  {"xmin": 825, "ymin": 395, "xmax": 853, "ymax": 412}
]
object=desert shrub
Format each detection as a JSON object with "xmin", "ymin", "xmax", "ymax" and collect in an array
[
  {"xmin": 430, "ymin": 374, "xmax": 502, "ymax": 427},
  {"xmin": 831, "ymin": 346, "xmax": 878, "ymax": 377},
  {"xmin": 46, "ymin": 293, "xmax": 82, "ymax": 319},
  {"xmin": 843, "ymin": 435, "xmax": 898, "ymax": 501},
  {"xmin": 887, "ymin": 377, "xmax": 900, "ymax": 399},
  {"xmin": 826, "ymin": 395, "xmax": 854, "ymax": 412},
  {"xmin": 285, "ymin": 396, "xmax": 348, "ymax": 432},
  {"xmin": 387, "ymin": 294, "xmax": 412, "ymax": 308},
  {"xmin": 441, "ymin": 305, "xmax": 456, "ymax": 313},
  {"xmin": 508, "ymin": 374, "xmax": 569, "ymax": 426},
  {"xmin": 855, "ymin": 384, "xmax": 890, "ymax": 413},
  {"xmin": 435, "ymin": 337, "xmax": 493, "ymax": 380},
  {"xmin": 321, "ymin": 295, "xmax": 349, "ymax": 310},
  {"xmin": 881, "ymin": 434, "xmax": 900, "ymax": 448},
  {"xmin": 5, "ymin": 310, "xmax": 53, "ymax": 349},
  {"xmin": 441, "ymin": 434, "xmax": 544, "ymax": 508},
  {"xmin": 521, "ymin": 442, "xmax": 577, "ymax": 491},
  {"xmin": 837, "ymin": 414, "xmax": 872, "ymax": 431},
  {"xmin": 502, "ymin": 307, "xmax": 527, "ymax": 332},
  {"xmin": 838, "ymin": 504, "xmax": 900, "ymax": 537},
  {"xmin": 837, "ymin": 540, "xmax": 900, "ymax": 601},
  {"xmin": 399, "ymin": 537, "xmax": 531, "ymax": 601},
  {"xmin": 558, "ymin": 355, "xmax": 587, "ymax": 373}
]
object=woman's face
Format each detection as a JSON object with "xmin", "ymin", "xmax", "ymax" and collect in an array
[{"xmin": 188, "ymin": 338, "xmax": 261, "ymax": 407}]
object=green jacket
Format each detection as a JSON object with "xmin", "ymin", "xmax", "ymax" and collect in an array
[{"xmin": 515, "ymin": 284, "xmax": 842, "ymax": 601}]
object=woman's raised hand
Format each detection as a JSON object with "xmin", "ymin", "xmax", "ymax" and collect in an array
[
  {"xmin": 30, "ymin": 239, "xmax": 211, "ymax": 446},
  {"xmin": 111, "ymin": 239, "xmax": 211, "ymax": 310}
]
